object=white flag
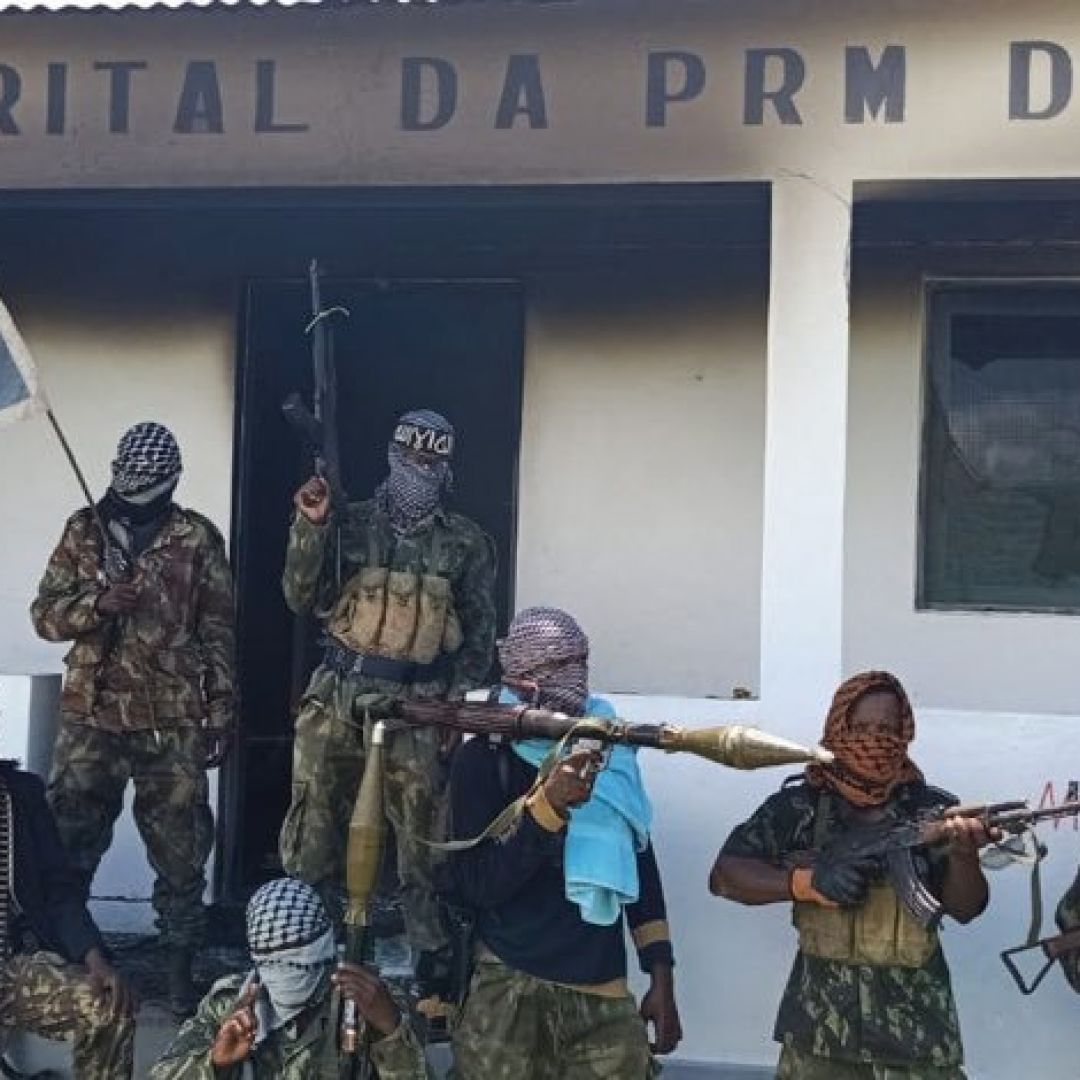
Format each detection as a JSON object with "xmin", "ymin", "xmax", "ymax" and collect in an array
[{"xmin": 0, "ymin": 298, "xmax": 45, "ymax": 428}]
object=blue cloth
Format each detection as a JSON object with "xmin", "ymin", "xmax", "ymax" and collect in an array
[{"xmin": 504, "ymin": 692, "xmax": 653, "ymax": 926}]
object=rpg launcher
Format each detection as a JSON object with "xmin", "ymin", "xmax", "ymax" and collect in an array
[
  {"xmin": 397, "ymin": 700, "xmax": 834, "ymax": 770},
  {"xmin": 337, "ymin": 721, "xmax": 387, "ymax": 1080},
  {"xmin": 788, "ymin": 799, "xmax": 1080, "ymax": 929}
]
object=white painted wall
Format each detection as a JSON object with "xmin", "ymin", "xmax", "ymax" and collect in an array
[
  {"xmin": 516, "ymin": 266, "xmax": 767, "ymax": 698},
  {"xmin": 845, "ymin": 248, "xmax": 1080, "ymax": 714}
]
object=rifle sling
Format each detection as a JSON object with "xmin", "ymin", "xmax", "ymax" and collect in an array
[{"xmin": 386, "ymin": 729, "xmax": 582, "ymax": 853}]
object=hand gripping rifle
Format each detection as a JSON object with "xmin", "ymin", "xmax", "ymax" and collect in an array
[
  {"xmin": 788, "ymin": 799, "xmax": 1080, "ymax": 929},
  {"xmin": 397, "ymin": 700, "xmax": 834, "ymax": 770},
  {"xmin": 337, "ymin": 721, "xmax": 387, "ymax": 1079}
]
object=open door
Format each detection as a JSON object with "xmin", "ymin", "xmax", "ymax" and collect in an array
[{"xmin": 228, "ymin": 278, "xmax": 524, "ymax": 893}]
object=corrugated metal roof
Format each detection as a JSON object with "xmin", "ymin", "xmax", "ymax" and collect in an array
[{"xmin": 0, "ymin": 0, "xmax": 572, "ymax": 11}]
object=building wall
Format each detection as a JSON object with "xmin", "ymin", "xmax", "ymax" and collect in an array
[
  {"xmin": 845, "ymin": 245, "xmax": 1080, "ymax": 714},
  {"xmin": 516, "ymin": 264, "xmax": 767, "ymax": 697}
]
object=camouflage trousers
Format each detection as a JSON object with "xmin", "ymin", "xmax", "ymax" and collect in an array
[
  {"xmin": 47, "ymin": 721, "xmax": 213, "ymax": 949},
  {"xmin": 777, "ymin": 1046, "xmax": 967, "ymax": 1080},
  {"xmin": 450, "ymin": 958, "xmax": 656, "ymax": 1080},
  {"xmin": 0, "ymin": 951, "xmax": 134, "ymax": 1079},
  {"xmin": 279, "ymin": 689, "xmax": 450, "ymax": 954}
]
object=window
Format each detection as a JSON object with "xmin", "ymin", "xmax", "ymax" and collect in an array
[{"xmin": 920, "ymin": 283, "xmax": 1080, "ymax": 612}]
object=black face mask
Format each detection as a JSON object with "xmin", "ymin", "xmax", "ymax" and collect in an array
[{"xmin": 100, "ymin": 486, "xmax": 175, "ymax": 527}]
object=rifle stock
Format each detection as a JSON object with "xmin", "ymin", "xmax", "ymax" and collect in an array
[{"xmin": 1001, "ymin": 928, "xmax": 1080, "ymax": 995}]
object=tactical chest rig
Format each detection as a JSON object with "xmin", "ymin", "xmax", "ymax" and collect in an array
[
  {"xmin": 325, "ymin": 523, "xmax": 463, "ymax": 683},
  {"xmin": 793, "ymin": 793, "xmax": 937, "ymax": 969}
]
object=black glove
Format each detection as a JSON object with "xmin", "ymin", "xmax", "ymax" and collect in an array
[{"xmin": 811, "ymin": 850, "xmax": 879, "ymax": 907}]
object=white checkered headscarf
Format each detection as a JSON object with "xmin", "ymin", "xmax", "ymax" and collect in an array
[
  {"xmin": 247, "ymin": 877, "xmax": 332, "ymax": 959},
  {"xmin": 499, "ymin": 607, "xmax": 590, "ymax": 717},
  {"xmin": 110, "ymin": 422, "xmax": 182, "ymax": 497}
]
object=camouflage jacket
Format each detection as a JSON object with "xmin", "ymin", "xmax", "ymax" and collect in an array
[
  {"xmin": 721, "ymin": 779, "xmax": 965, "ymax": 1067},
  {"xmin": 148, "ymin": 974, "xmax": 431, "ymax": 1080},
  {"xmin": 1055, "ymin": 866, "xmax": 1080, "ymax": 993},
  {"xmin": 283, "ymin": 501, "xmax": 496, "ymax": 699},
  {"xmin": 30, "ymin": 506, "xmax": 236, "ymax": 733}
]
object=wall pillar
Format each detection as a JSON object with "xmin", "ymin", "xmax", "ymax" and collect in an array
[{"xmin": 759, "ymin": 174, "xmax": 853, "ymax": 727}]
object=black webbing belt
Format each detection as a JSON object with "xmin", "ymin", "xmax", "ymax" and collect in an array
[{"xmin": 322, "ymin": 638, "xmax": 450, "ymax": 685}]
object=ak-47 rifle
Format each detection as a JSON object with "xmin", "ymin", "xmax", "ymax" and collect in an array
[
  {"xmin": 282, "ymin": 260, "xmax": 349, "ymax": 705},
  {"xmin": 397, "ymin": 699, "xmax": 834, "ymax": 770},
  {"xmin": 337, "ymin": 721, "xmax": 387, "ymax": 1079},
  {"xmin": 788, "ymin": 799, "xmax": 1080, "ymax": 928},
  {"xmin": 282, "ymin": 259, "xmax": 348, "ymax": 514}
]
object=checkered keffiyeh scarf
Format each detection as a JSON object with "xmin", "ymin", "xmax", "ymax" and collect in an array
[
  {"xmin": 247, "ymin": 877, "xmax": 332, "ymax": 959},
  {"xmin": 805, "ymin": 670, "xmax": 924, "ymax": 807},
  {"xmin": 110, "ymin": 422, "xmax": 182, "ymax": 497},
  {"xmin": 499, "ymin": 606, "xmax": 590, "ymax": 717},
  {"xmin": 378, "ymin": 409, "xmax": 454, "ymax": 532}
]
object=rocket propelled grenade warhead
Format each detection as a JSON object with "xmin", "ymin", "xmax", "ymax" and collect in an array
[
  {"xmin": 345, "ymin": 720, "xmax": 386, "ymax": 928},
  {"xmin": 657, "ymin": 724, "xmax": 834, "ymax": 770}
]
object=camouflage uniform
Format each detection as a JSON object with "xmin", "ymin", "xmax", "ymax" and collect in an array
[
  {"xmin": 722, "ymin": 780, "xmax": 968, "ymax": 1080},
  {"xmin": 1054, "ymin": 866, "xmax": 1080, "ymax": 993},
  {"xmin": 149, "ymin": 974, "xmax": 430, "ymax": 1079},
  {"xmin": 31, "ymin": 506, "xmax": 236, "ymax": 948},
  {"xmin": 0, "ymin": 950, "xmax": 135, "ymax": 1079},
  {"xmin": 450, "ymin": 956, "xmax": 655, "ymax": 1080},
  {"xmin": 279, "ymin": 506, "xmax": 495, "ymax": 955}
]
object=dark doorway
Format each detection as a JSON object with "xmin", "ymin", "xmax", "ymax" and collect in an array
[{"xmin": 229, "ymin": 278, "xmax": 524, "ymax": 892}]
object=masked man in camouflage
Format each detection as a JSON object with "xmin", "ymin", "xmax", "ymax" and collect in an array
[
  {"xmin": 0, "ymin": 757, "xmax": 135, "ymax": 1078},
  {"xmin": 151, "ymin": 877, "xmax": 430, "ymax": 1079},
  {"xmin": 280, "ymin": 409, "xmax": 495, "ymax": 1003},
  {"xmin": 449, "ymin": 607, "xmax": 682, "ymax": 1079},
  {"xmin": 31, "ymin": 422, "xmax": 236, "ymax": 1013},
  {"xmin": 711, "ymin": 670, "xmax": 995, "ymax": 1080}
]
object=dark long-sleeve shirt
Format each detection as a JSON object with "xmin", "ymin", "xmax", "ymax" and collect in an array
[
  {"xmin": 450, "ymin": 736, "xmax": 673, "ymax": 988},
  {"xmin": 6, "ymin": 767, "xmax": 105, "ymax": 963}
]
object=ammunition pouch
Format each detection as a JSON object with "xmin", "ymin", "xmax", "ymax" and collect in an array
[
  {"xmin": 794, "ymin": 881, "xmax": 937, "ymax": 968},
  {"xmin": 327, "ymin": 567, "xmax": 461, "ymax": 665}
]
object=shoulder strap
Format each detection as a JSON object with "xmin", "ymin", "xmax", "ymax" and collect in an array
[{"xmin": 811, "ymin": 791, "xmax": 832, "ymax": 851}]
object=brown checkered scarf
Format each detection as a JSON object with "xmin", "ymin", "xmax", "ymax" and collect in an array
[{"xmin": 805, "ymin": 671, "xmax": 923, "ymax": 807}]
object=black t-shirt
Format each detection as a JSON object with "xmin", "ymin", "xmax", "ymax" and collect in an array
[{"xmin": 450, "ymin": 736, "xmax": 673, "ymax": 986}]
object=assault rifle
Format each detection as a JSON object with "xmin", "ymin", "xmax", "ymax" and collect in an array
[
  {"xmin": 397, "ymin": 699, "xmax": 834, "ymax": 770},
  {"xmin": 788, "ymin": 799, "xmax": 1080, "ymax": 928},
  {"xmin": 282, "ymin": 259, "xmax": 348, "ymax": 512}
]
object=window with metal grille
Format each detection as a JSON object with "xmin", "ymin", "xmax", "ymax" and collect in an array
[{"xmin": 920, "ymin": 283, "xmax": 1080, "ymax": 612}]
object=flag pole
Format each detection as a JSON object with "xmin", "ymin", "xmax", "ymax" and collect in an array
[
  {"xmin": 44, "ymin": 408, "xmax": 97, "ymax": 511},
  {"xmin": 44, "ymin": 407, "xmax": 111, "ymax": 553}
]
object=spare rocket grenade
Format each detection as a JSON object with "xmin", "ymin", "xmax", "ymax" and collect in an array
[
  {"xmin": 340, "ymin": 720, "xmax": 387, "ymax": 1057},
  {"xmin": 396, "ymin": 700, "xmax": 833, "ymax": 770}
]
